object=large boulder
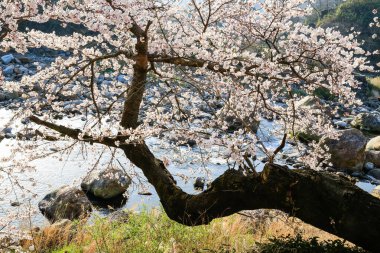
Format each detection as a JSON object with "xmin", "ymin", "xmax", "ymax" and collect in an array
[
  {"xmin": 351, "ymin": 112, "xmax": 380, "ymax": 133},
  {"xmin": 81, "ymin": 167, "xmax": 131, "ymax": 199},
  {"xmin": 367, "ymin": 169, "xmax": 380, "ymax": 180},
  {"xmin": 38, "ymin": 186, "xmax": 92, "ymax": 223},
  {"xmin": 320, "ymin": 129, "xmax": 366, "ymax": 171}
]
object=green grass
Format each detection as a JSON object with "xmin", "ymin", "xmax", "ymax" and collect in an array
[
  {"xmin": 34, "ymin": 210, "xmax": 256, "ymax": 253},
  {"xmin": 28, "ymin": 210, "xmax": 369, "ymax": 253}
]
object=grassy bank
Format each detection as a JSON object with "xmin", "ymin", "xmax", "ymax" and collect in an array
[{"xmin": 24, "ymin": 209, "xmax": 368, "ymax": 253}]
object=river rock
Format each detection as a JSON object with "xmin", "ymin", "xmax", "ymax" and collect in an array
[
  {"xmin": 351, "ymin": 112, "xmax": 380, "ymax": 133},
  {"xmin": 334, "ymin": 120, "xmax": 349, "ymax": 129},
  {"xmin": 38, "ymin": 186, "xmax": 92, "ymax": 222},
  {"xmin": 372, "ymin": 185, "xmax": 380, "ymax": 199},
  {"xmin": 1, "ymin": 54, "xmax": 14, "ymax": 64},
  {"xmin": 81, "ymin": 167, "xmax": 131, "ymax": 199},
  {"xmin": 3, "ymin": 65, "xmax": 15, "ymax": 76},
  {"xmin": 14, "ymin": 66, "xmax": 29, "ymax": 75},
  {"xmin": 366, "ymin": 136, "xmax": 380, "ymax": 151},
  {"xmin": 194, "ymin": 177, "xmax": 205, "ymax": 190},
  {"xmin": 367, "ymin": 169, "xmax": 380, "ymax": 180},
  {"xmin": 16, "ymin": 56, "xmax": 32, "ymax": 64},
  {"xmin": 108, "ymin": 210, "xmax": 130, "ymax": 223},
  {"xmin": 295, "ymin": 96, "xmax": 323, "ymax": 110},
  {"xmin": 320, "ymin": 129, "xmax": 366, "ymax": 171},
  {"xmin": 225, "ymin": 115, "xmax": 260, "ymax": 133},
  {"xmin": 364, "ymin": 162, "xmax": 375, "ymax": 171},
  {"xmin": 117, "ymin": 74, "xmax": 129, "ymax": 84},
  {"xmin": 366, "ymin": 148, "xmax": 380, "ymax": 166}
]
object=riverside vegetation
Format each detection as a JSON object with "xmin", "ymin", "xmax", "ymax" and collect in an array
[{"xmin": 19, "ymin": 209, "xmax": 367, "ymax": 253}]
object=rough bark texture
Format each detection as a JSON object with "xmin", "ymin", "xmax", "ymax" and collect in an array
[
  {"xmin": 122, "ymin": 143, "xmax": 380, "ymax": 252},
  {"xmin": 120, "ymin": 23, "xmax": 149, "ymax": 129}
]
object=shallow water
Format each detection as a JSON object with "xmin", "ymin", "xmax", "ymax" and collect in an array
[{"xmin": 0, "ymin": 108, "xmax": 376, "ymax": 228}]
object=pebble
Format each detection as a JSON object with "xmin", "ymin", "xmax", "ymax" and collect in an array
[
  {"xmin": 1, "ymin": 54, "xmax": 14, "ymax": 64},
  {"xmin": 364, "ymin": 162, "xmax": 375, "ymax": 171},
  {"xmin": 334, "ymin": 121, "xmax": 348, "ymax": 129},
  {"xmin": 3, "ymin": 65, "xmax": 15, "ymax": 76}
]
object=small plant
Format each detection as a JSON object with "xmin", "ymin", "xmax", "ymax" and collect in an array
[{"xmin": 257, "ymin": 234, "xmax": 368, "ymax": 253}]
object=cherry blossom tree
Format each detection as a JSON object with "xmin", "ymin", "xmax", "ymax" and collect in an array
[{"xmin": 1, "ymin": 0, "xmax": 380, "ymax": 251}]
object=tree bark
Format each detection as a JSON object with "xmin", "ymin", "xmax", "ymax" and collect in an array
[{"xmin": 122, "ymin": 143, "xmax": 380, "ymax": 252}]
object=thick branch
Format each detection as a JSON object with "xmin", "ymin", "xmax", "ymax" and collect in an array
[
  {"xmin": 121, "ymin": 143, "xmax": 380, "ymax": 252},
  {"xmin": 120, "ymin": 22, "xmax": 150, "ymax": 129},
  {"xmin": 29, "ymin": 116, "xmax": 117, "ymax": 147}
]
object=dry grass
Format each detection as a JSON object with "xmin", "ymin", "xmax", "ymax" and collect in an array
[
  {"xmin": 23, "ymin": 209, "xmax": 360, "ymax": 253},
  {"xmin": 239, "ymin": 210, "xmax": 348, "ymax": 244}
]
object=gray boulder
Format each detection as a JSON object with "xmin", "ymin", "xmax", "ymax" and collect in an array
[
  {"xmin": 38, "ymin": 186, "xmax": 92, "ymax": 223},
  {"xmin": 351, "ymin": 112, "xmax": 380, "ymax": 133},
  {"xmin": 320, "ymin": 129, "xmax": 366, "ymax": 171},
  {"xmin": 1, "ymin": 54, "xmax": 14, "ymax": 64},
  {"xmin": 81, "ymin": 167, "xmax": 131, "ymax": 199},
  {"xmin": 367, "ymin": 169, "xmax": 380, "ymax": 180}
]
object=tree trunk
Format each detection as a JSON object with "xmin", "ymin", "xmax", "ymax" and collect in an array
[{"xmin": 122, "ymin": 143, "xmax": 380, "ymax": 252}]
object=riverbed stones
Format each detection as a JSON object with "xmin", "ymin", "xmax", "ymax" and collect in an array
[
  {"xmin": 225, "ymin": 115, "xmax": 259, "ymax": 133},
  {"xmin": 365, "ymin": 136, "xmax": 380, "ymax": 167},
  {"xmin": 295, "ymin": 95, "xmax": 322, "ymax": 110},
  {"xmin": 81, "ymin": 167, "xmax": 131, "ymax": 199},
  {"xmin": 365, "ymin": 150, "xmax": 380, "ymax": 167},
  {"xmin": 3, "ymin": 65, "xmax": 15, "ymax": 76},
  {"xmin": 366, "ymin": 136, "xmax": 380, "ymax": 151},
  {"xmin": 38, "ymin": 186, "xmax": 92, "ymax": 222},
  {"xmin": 334, "ymin": 120, "xmax": 349, "ymax": 129},
  {"xmin": 364, "ymin": 162, "xmax": 375, "ymax": 171},
  {"xmin": 319, "ymin": 129, "xmax": 366, "ymax": 171},
  {"xmin": 107, "ymin": 210, "xmax": 130, "ymax": 223},
  {"xmin": 1, "ymin": 54, "xmax": 14, "ymax": 64},
  {"xmin": 351, "ymin": 112, "xmax": 380, "ymax": 133},
  {"xmin": 367, "ymin": 169, "xmax": 380, "ymax": 180},
  {"xmin": 372, "ymin": 185, "xmax": 380, "ymax": 199}
]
